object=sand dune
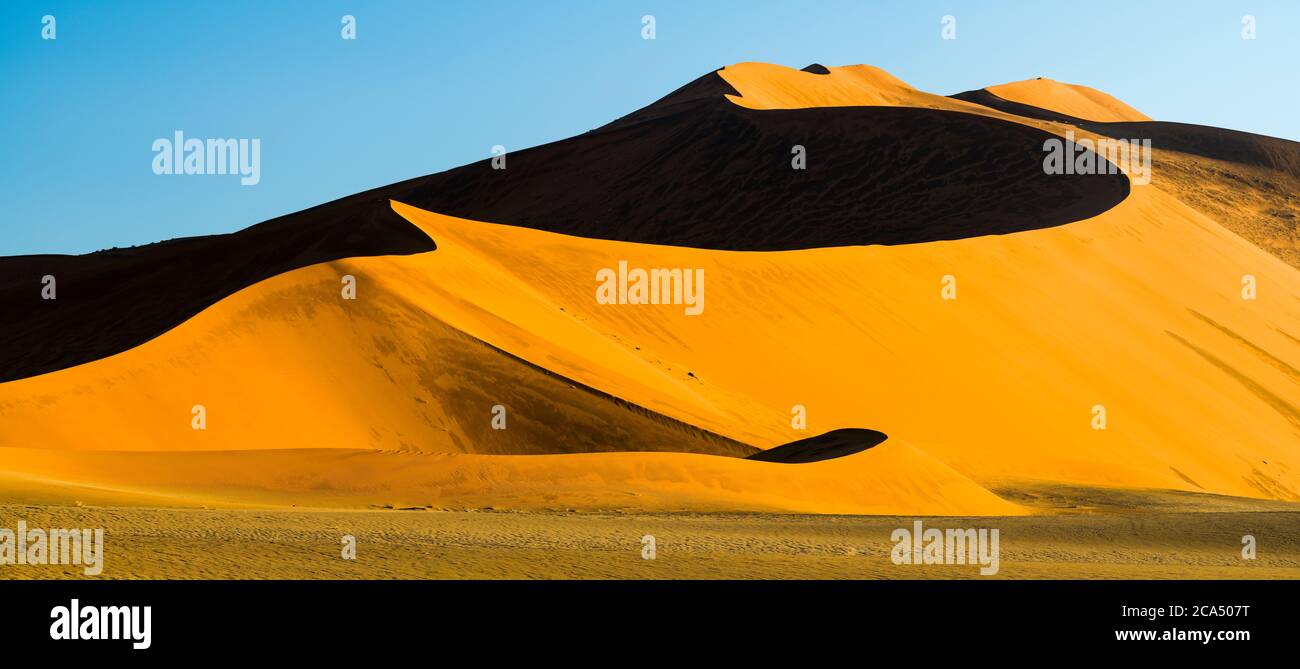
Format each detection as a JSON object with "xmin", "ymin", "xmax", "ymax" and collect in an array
[
  {"xmin": 0, "ymin": 195, "xmax": 433, "ymax": 382},
  {"xmin": 952, "ymin": 85, "xmax": 1300, "ymax": 270},
  {"xmin": 392, "ymin": 64, "xmax": 1127, "ymax": 250},
  {"xmin": 715, "ymin": 62, "xmax": 1298, "ymax": 271},
  {"xmin": 703, "ymin": 62, "xmax": 1300, "ymax": 273},
  {"xmin": 383, "ymin": 198, "xmax": 1300, "ymax": 501},
  {"xmin": 0, "ymin": 439, "xmax": 1022, "ymax": 516},
  {"xmin": 0, "ymin": 63, "xmax": 1141, "ymax": 388},
  {"xmin": 718, "ymin": 61, "xmax": 925, "ymax": 109},
  {"xmin": 984, "ymin": 77, "xmax": 1150, "ymax": 123},
  {"xmin": 2, "ymin": 61, "xmax": 1298, "ymax": 519},
  {"xmin": 0, "ymin": 250, "xmax": 753, "ymax": 459},
  {"xmin": 3, "ymin": 189, "xmax": 1296, "ymax": 508}
]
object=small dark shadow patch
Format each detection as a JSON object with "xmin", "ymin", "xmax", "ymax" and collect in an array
[{"xmin": 747, "ymin": 428, "xmax": 887, "ymax": 464}]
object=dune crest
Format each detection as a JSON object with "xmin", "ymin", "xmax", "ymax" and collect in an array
[
  {"xmin": 719, "ymin": 61, "xmax": 924, "ymax": 109},
  {"xmin": 985, "ymin": 77, "xmax": 1151, "ymax": 123}
]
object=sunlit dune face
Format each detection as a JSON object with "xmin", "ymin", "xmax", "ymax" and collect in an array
[
  {"xmin": 387, "ymin": 200, "xmax": 1300, "ymax": 504},
  {"xmin": 717, "ymin": 61, "xmax": 965, "ymax": 111},
  {"xmin": 0, "ymin": 440, "xmax": 1027, "ymax": 516},
  {"xmin": 986, "ymin": 77, "xmax": 1151, "ymax": 123}
]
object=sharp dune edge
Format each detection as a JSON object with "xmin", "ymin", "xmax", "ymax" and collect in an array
[
  {"xmin": 717, "ymin": 62, "xmax": 1149, "ymax": 122},
  {"xmin": 720, "ymin": 62, "xmax": 925, "ymax": 109},
  {"xmin": 2, "ymin": 63, "xmax": 1298, "ymax": 517}
]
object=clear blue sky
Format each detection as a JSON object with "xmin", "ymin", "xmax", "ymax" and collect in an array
[{"xmin": 2, "ymin": 0, "xmax": 1296, "ymax": 255}]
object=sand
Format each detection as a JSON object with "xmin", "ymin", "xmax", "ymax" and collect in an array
[
  {"xmin": 3, "ymin": 486, "xmax": 1297, "ymax": 579},
  {"xmin": 0, "ymin": 196, "xmax": 433, "ymax": 382},
  {"xmin": 0, "ymin": 61, "xmax": 1297, "ymax": 533},
  {"xmin": 0, "ymin": 444, "xmax": 1023, "ymax": 516},
  {"xmin": 2, "ymin": 171, "xmax": 1297, "ymax": 514},
  {"xmin": 986, "ymin": 77, "xmax": 1151, "ymax": 123}
]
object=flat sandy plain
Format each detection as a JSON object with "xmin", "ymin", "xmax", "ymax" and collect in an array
[{"xmin": 4, "ymin": 484, "xmax": 1298, "ymax": 580}]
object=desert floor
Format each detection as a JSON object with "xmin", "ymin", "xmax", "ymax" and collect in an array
[{"xmin": 3, "ymin": 484, "xmax": 1298, "ymax": 580}]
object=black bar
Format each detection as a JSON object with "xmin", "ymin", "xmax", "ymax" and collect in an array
[{"xmin": 1, "ymin": 579, "xmax": 1289, "ymax": 657}]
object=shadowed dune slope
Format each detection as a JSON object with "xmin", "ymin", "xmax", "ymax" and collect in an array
[
  {"xmin": 395, "ymin": 68, "xmax": 1129, "ymax": 251},
  {"xmin": 952, "ymin": 86, "xmax": 1300, "ymax": 268},
  {"xmin": 953, "ymin": 87, "xmax": 1300, "ymax": 173},
  {"xmin": 0, "ymin": 201, "xmax": 434, "ymax": 382}
]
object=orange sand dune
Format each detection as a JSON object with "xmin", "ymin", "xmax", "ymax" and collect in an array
[
  {"xmin": 721, "ymin": 62, "xmax": 923, "ymax": 109},
  {"xmin": 0, "ymin": 441, "xmax": 1024, "ymax": 516},
  {"xmin": 719, "ymin": 61, "xmax": 984, "ymax": 114},
  {"xmin": 986, "ymin": 77, "xmax": 1151, "ymax": 122},
  {"xmin": 719, "ymin": 63, "xmax": 1148, "ymax": 129},
  {"xmin": 1, "ymin": 61, "xmax": 1297, "ymax": 515},
  {"xmin": 385, "ymin": 196, "xmax": 1300, "ymax": 501},
  {"xmin": 0, "ymin": 215, "xmax": 1021, "ymax": 514},
  {"xmin": 0, "ymin": 246, "xmax": 748, "ymax": 458},
  {"xmin": 2, "ymin": 187, "xmax": 1296, "ymax": 507}
]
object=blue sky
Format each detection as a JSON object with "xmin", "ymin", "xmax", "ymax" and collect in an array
[{"xmin": 2, "ymin": 0, "xmax": 1296, "ymax": 255}]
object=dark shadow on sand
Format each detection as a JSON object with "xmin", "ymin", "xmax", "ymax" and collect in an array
[{"xmin": 746, "ymin": 428, "xmax": 888, "ymax": 464}]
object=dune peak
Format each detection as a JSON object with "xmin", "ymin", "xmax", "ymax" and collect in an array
[
  {"xmin": 984, "ymin": 76, "xmax": 1150, "ymax": 123},
  {"xmin": 717, "ymin": 61, "xmax": 921, "ymax": 109}
]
